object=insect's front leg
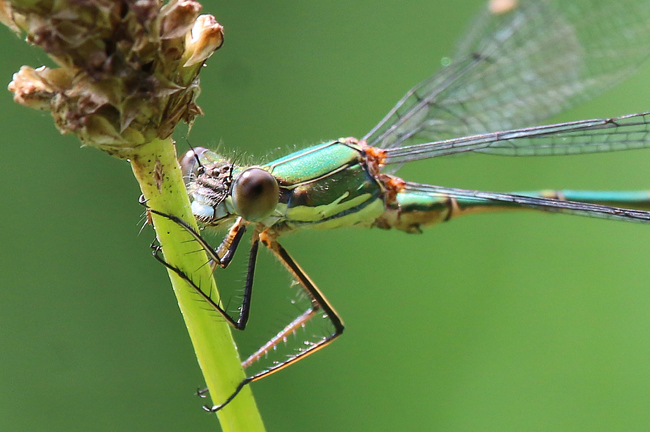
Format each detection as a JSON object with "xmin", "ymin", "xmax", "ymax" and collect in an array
[
  {"xmin": 147, "ymin": 205, "xmax": 248, "ymax": 269},
  {"xmin": 143, "ymin": 201, "xmax": 257, "ymax": 330}
]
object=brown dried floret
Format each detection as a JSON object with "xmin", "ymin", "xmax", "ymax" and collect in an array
[{"xmin": 3, "ymin": 0, "xmax": 223, "ymax": 157}]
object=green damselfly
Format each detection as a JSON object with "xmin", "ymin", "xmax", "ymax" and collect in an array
[{"xmin": 152, "ymin": 0, "xmax": 650, "ymax": 411}]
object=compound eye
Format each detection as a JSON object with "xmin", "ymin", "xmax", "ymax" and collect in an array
[
  {"xmin": 180, "ymin": 147, "xmax": 209, "ymax": 180},
  {"xmin": 231, "ymin": 168, "xmax": 279, "ymax": 222}
]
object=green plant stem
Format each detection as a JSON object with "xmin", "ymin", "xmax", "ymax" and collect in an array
[{"xmin": 130, "ymin": 137, "xmax": 265, "ymax": 432}]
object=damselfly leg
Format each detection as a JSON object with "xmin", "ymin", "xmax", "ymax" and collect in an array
[
  {"xmin": 147, "ymin": 207, "xmax": 344, "ymax": 412},
  {"xmin": 147, "ymin": 207, "xmax": 253, "ymax": 329}
]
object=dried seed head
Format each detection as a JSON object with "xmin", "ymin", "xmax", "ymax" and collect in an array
[{"xmin": 3, "ymin": 0, "xmax": 223, "ymax": 158}]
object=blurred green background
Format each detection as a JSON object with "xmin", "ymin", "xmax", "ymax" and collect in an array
[{"xmin": 2, "ymin": 1, "xmax": 650, "ymax": 431}]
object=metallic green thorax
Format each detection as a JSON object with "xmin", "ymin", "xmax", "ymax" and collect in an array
[
  {"xmin": 188, "ymin": 139, "xmax": 386, "ymax": 235},
  {"xmin": 263, "ymin": 140, "xmax": 385, "ymax": 233}
]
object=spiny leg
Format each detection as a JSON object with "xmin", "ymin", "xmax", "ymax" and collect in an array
[
  {"xmin": 139, "ymin": 195, "xmax": 246, "ymax": 269},
  {"xmin": 203, "ymin": 232, "xmax": 345, "ymax": 412},
  {"xmin": 196, "ymin": 309, "xmax": 325, "ymax": 401},
  {"xmin": 150, "ymin": 236, "xmax": 258, "ymax": 330},
  {"xmin": 144, "ymin": 202, "xmax": 344, "ymax": 411},
  {"xmin": 145, "ymin": 206, "xmax": 258, "ymax": 330},
  {"xmin": 147, "ymin": 208, "xmax": 247, "ymax": 269}
]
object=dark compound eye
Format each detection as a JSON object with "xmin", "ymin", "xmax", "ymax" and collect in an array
[
  {"xmin": 179, "ymin": 147, "xmax": 209, "ymax": 180},
  {"xmin": 231, "ymin": 168, "xmax": 279, "ymax": 222}
]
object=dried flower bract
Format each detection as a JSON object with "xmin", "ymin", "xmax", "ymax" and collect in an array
[{"xmin": 2, "ymin": 0, "xmax": 223, "ymax": 157}]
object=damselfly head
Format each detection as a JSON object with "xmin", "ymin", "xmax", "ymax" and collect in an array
[
  {"xmin": 180, "ymin": 148, "xmax": 281, "ymax": 226},
  {"xmin": 180, "ymin": 147, "xmax": 237, "ymax": 227}
]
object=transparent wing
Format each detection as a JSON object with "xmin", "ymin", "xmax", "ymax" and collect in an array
[
  {"xmin": 402, "ymin": 181, "xmax": 650, "ymax": 224},
  {"xmin": 364, "ymin": 0, "xmax": 650, "ymax": 163},
  {"xmin": 382, "ymin": 112, "xmax": 650, "ymax": 163}
]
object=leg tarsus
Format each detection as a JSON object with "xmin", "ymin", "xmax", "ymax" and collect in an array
[{"xmin": 203, "ymin": 378, "xmax": 252, "ymax": 413}]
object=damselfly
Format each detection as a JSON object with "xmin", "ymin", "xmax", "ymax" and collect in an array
[{"xmin": 152, "ymin": 0, "xmax": 650, "ymax": 411}]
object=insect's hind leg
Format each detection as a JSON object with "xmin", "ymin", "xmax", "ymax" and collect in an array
[{"xmin": 202, "ymin": 233, "xmax": 345, "ymax": 412}]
